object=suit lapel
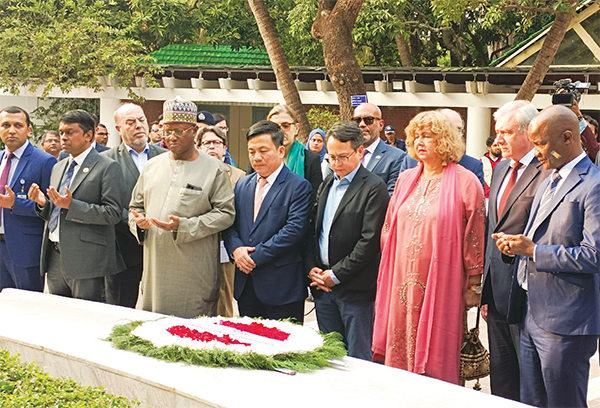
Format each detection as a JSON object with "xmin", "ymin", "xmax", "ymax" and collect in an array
[
  {"xmin": 69, "ymin": 149, "xmax": 99, "ymax": 194},
  {"xmin": 119, "ymin": 145, "xmax": 140, "ymax": 179},
  {"xmin": 498, "ymin": 159, "xmax": 543, "ymax": 224},
  {"xmin": 332, "ymin": 167, "xmax": 366, "ymax": 225},
  {"xmin": 51, "ymin": 159, "xmax": 68, "ymax": 189},
  {"xmin": 251, "ymin": 168, "xmax": 287, "ymax": 231},
  {"xmin": 366, "ymin": 141, "xmax": 385, "ymax": 171},
  {"xmin": 316, "ymin": 175, "xmax": 334, "ymax": 239},
  {"xmin": 9, "ymin": 143, "xmax": 32, "ymax": 190},
  {"xmin": 148, "ymin": 145, "xmax": 161, "ymax": 159}
]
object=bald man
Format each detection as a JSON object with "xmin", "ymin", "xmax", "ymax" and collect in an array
[
  {"xmin": 399, "ymin": 108, "xmax": 485, "ymax": 189},
  {"xmin": 352, "ymin": 103, "xmax": 405, "ymax": 195},
  {"xmin": 493, "ymin": 105, "xmax": 600, "ymax": 408}
]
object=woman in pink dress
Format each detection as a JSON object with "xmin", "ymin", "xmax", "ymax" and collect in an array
[{"xmin": 372, "ymin": 110, "xmax": 486, "ymax": 385}]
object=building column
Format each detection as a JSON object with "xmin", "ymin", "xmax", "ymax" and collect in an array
[
  {"xmin": 465, "ymin": 107, "xmax": 492, "ymax": 158},
  {"xmin": 99, "ymin": 97, "xmax": 122, "ymax": 147}
]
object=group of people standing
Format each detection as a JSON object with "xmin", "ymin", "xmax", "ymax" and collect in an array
[{"xmin": 1, "ymin": 94, "xmax": 599, "ymax": 407}]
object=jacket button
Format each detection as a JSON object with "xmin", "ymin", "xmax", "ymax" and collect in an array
[{"xmin": 249, "ymin": 239, "xmax": 253, "ymax": 243}]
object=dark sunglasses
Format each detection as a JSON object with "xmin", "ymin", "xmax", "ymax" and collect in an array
[{"xmin": 352, "ymin": 116, "xmax": 381, "ymax": 125}]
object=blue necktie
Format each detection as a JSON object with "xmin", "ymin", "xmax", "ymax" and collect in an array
[
  {"xmin": 517, "ymin": 172, "xmax": 562, "ymax": 287},
  {"xmin": 49, "ymin": 160, "xmax": 77, "ymax": 233}
]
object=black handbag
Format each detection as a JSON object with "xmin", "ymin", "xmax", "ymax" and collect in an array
[{"xmin": 459, "ymin": 308, "xmax": 490, "ymax": 390}]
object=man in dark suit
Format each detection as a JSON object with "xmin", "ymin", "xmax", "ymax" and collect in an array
[
  {"xmin": 352, "ymin": 103, "xmax": 405, "ymax": 196},
  {"xmin": 306, "ymin": 121, "xmax": 389, "ymax": 360},
  {"xmin": 480, "ymin": 100, "xmax": 548, "ymax": 402},
  {"xmin": 494, "ymin": 105, "xmax": 600, "ymax": 408},
  {"xmin": 28, "ymin": 110, "xmax": 125, "ymax": 302},
  {"xmin": 0, "ymin": 106, "xmax": 56, "ymax": 292},
  {"xmin": 103, "ymin": 103, "xmax": 166, "ymax": 307},
  {"xmin": 223, "ymin": 120, "xmax": 312, "ymax": 323}
]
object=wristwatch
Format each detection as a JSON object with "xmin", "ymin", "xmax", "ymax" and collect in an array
[{"xmin": 468, "ymin": 285, "xmax": 482, "ymax": 294}]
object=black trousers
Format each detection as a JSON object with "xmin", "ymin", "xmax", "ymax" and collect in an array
[
  {"xmin": 105, "ymin": 263, "xmax": 143, "ymax": 308},
  {"xmin": 487, "ymin": 300, "xmax": 521, "ymax": 402},
  {"xmin": 238, "ymin": 275, "xmax": 304, "ymax": 324}
]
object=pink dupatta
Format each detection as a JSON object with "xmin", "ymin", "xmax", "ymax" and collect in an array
[{"xmin": 372, "ymin": 162, "xmax": 464, "ymax": 384}]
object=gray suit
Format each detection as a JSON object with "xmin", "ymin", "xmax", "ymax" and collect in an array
[
  {"xmin": 365, "ymin": 139, "xmax": 406, "ymax": 196},
  {"xmin": 37, "ymin": 149, "xmax": 125, "ymax": 300},
  {"xmin": 102, "ymin": 143, "xmax": 166, "ymax": 307}
]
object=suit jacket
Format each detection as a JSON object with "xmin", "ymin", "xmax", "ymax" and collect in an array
[
  {"xmin": 1, "ymin": 143, "xmax": 56, "ymax": 268},
  {"xmin": 58, "ymin": 142, "xmax": 109, "ymax": 160},
  {"xmin": 223, "ymin": 165, "xmax": 312, "ymax": 306},
  {"xmin": 507, "ymin": 156, "xmax": 600, "ymax": 335},
  {"xmin": 307, "ymin": 165, "xmax": 389, "ymax": 302},
  {"xmin": 481, "ymin": 157, "xmax": 549, "ymax": 315},
  {"xmin": 366, "ymin": 139, "xmax": 405, "ymax": 196},
  {"xmin": 400, "ymin": 154, "xmax": 485, "ymax": 189},
  {"xmin": 102, "ymin": 143, "xmax": 167, "ymax": 267},
  {"xmin": 37, "ymin": 149, "xmax": 125, "ymax": 279}
]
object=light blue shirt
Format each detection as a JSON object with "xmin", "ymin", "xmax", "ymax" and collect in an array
[
  {"xmin": 319, "ymin": 165, "xmax": 361, "ymax": 284},
  {"xmin": 126, "ymin": 144, "xmax": 150, "ymax": 174}
]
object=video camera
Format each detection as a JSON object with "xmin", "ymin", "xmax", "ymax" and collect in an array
[{"xmin": 552, "ymin": 78, "xmax": 591, "ymax": 107}]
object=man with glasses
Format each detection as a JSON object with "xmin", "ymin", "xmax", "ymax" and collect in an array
[
  {"xmin": 129, "ymin": 96, "xmax": 235, "ymax": 318},
  {"xmin": 94, "ymin": 124, "xmax": 109, "ymax": 146},
  {"xmin": 197, "ymin": 126, "xmax": 245, "ymax": 317},
  {"xmin": 306, "ymin": 121, "xmax": 389, "ymax": 360},
  {"xmin": 352, "ymin": 103, "xmax": 405, "ymax": 196},
  {"xmin": 103, "ymin": 103, "xmax": 166, "ymax": 308},
  {"xmin": 149, "ymin": 121, "xmax": 162, "ymax": 145}
]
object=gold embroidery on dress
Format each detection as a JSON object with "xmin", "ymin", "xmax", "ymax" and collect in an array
[
  {"xmin": 406, "ymin": 178, "xmax": 441, "ymax": 225},
  {"xmin": 391, "ymin": 324, "xmax": 418, "ymax": 369},
  {"xmin": 399, "ymin": 279, "xmax": 426, "ymax": 310},
  {"xmin": 466, "ymin": 229, "xmax": 483, "ymax": 268},
  {"xmin": 406, "ymin": 234, "xmax": 423, "ymax": 264}
]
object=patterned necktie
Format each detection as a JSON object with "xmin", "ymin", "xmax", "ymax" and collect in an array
[
  {"xmin": 49, "ymin": 160, "xmax": 77, "ymax": 233},
  {"xmin": 254, "ymin": 176, "xmax": 267, "ymax": 221},
  {"xmin": 0, "ymin": 152, "xmax": 15, "ymax": 195},
  {"xmin": 498, "ymin": 162, "xmax": 522, "ymax": 215},
  {"xmin": 517, "ymin": 172, "xmax": 562, "ymax": 287}
]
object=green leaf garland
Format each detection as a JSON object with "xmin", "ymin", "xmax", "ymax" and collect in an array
[{"xmin": 107, "ymin": 321, "xmax": 347, "ymax": 372}]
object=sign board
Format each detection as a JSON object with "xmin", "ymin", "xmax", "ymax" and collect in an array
[{"xmin": 350, "ymin": 95, "xmax": 368, "ymax": 107}]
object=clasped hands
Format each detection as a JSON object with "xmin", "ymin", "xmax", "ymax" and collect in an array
[
  {"xmin": 130, "ymin": 209, "xmax": 179, "ymax": 231},
  {"xmin": 491, "ymin": 231, "xmax": 535, "ymax": 258},
  {"xmin": 28, "ymin": 183, "xmax": 72, "ymax": 209},
  {"xmin": 308, "ymin": 267, "xmax": 335, "ymax": 292}
]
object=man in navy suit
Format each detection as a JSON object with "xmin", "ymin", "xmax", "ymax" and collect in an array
[
  {"xmin": 223, "ymin": 120, "xmax": 312, "ymax": 323},
  {"xmin": 0, "ymin": 106, "xmax": 56, "ymax": 292},
  {"xmin": 352, "ymin": 103, "xmax": 405, "ymax": 196},
  {"xmin": 399, "ymin": 109, "xmax": 485, "ymax": 188},
  {"xmin": 480, "ymin": 100, "xmax": 548, "ymax": 402},
  {"xmin": 494, "ymin": 105, "xmax": 600, "ymax": 408}
]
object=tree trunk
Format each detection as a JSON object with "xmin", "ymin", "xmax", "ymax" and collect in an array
[
  {"xmin": 248, "ymin": 0, "xmax": 310, "ymax": 142},
  {"xmin": 312, "ymin": 0, "xmax": 366, "ymax": 120},
  {"xmin": 515, "ymin": 6, "xmax": 575, "ymax": 101},
  {"xmin": 395, "ymin": 34, "xmax": 412, "ymax": 67}
]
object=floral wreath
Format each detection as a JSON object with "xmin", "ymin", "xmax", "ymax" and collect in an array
[{"xmin": 107, "ymin": 316, "xmax": 346, "ymax": 372}]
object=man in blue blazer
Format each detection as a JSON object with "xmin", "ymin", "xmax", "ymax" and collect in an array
[
  {"xmin": 0, "ymin": 106, "xmax": 56, "ymax": 292},
  {"xmin": 223, "ymin": 120, "xmax": 312, "ymax": 323},
  {"xmin": 494, "ymin": 105, "xmax": 600, "ymax": 408},
  {"xmin": 352, "ymin": 103, "xmax": 405, "ymax": 196}
]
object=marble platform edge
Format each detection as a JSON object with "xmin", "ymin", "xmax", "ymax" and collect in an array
[{"xmin": 0, "ymin": 334, "xmax": 219, "ymax": 408}]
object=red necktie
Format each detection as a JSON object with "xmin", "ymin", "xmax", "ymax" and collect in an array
[
  {"xmin": 498, "ymin": 162, "xmax": 522, "ymax": 215},
  {"xmin": 0, "ymin": 152, "xmax": 15, "ymax": 227},
  {"xmin": 254, "ymin": 177, "xmax": 267, "ymax": 221}
]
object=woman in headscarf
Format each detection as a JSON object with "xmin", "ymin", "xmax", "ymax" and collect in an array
[
  {"xmin": 372, "ymin": 110, "xmax": 485, "ymax": 385},
  {"xmin": 306, "ymin": 128, "xmax": 329, "ymax": 178}
]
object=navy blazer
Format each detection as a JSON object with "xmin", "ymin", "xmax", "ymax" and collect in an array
[
  {"xmin": 223, "ymin": 165, "xmax": 312, "ymax": 306},
  {"xmin": 400, "ymin": 154, "xmax": 485, "ymax": 189},
  {"xmin": 481, "ymin": 157, "xmax": 549, "ymax": 315},
  {"xmin": 1, "ymin": 143, "xmax": 56, "ymax": 268},
  {"xmin": 507, "ymin": 156, "xmax": 600, "ymax": 336},
  {"xmin": 366, "ymin": 139, "xmax": 405, "ymax": 196}
]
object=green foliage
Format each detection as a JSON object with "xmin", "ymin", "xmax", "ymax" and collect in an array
[
  {"xmin": 0, "ymin": 0, "xmax": 160, "ymax": 99},
  {"xmin": 107, "ymin": 320, "xmax": 347, "ymax": 372},
  {"xmin": 306, "ymin": 106, "xmax": 341, "ymax": 132},
  {"xmin": 0, "ymin": 349, "xmax": 139, "ymax": 407}
]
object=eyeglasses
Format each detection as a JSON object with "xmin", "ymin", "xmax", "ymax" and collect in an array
[
  {"xmin": 217, "ymin": 125, "xmax": 229, "ymax": 132},
  {"xmin": 276, "ymin": 122, "xmax": 296, "ymax": 131},
  {"xmin": 200, "ymin": 140, "xmax": 224, "ymax": 147},
  {"xmin": 351, "ymin": 116, "xmax": 381, "ymax": 126},
  {"xmin": 328, "ymin": 151, "xmax": 356, "ymax": 164},
  {"xmin": 96, "ymin": 132, "xmax": 108, "ymax": 136},
  {"xmin": 162, "ymin": 126, "xmax": 195, "ymax": 138}
]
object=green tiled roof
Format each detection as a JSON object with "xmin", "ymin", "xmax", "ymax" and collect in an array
[{"xmin": 148, "ymin": 44, "xmax": 271, "ymax": 66}]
